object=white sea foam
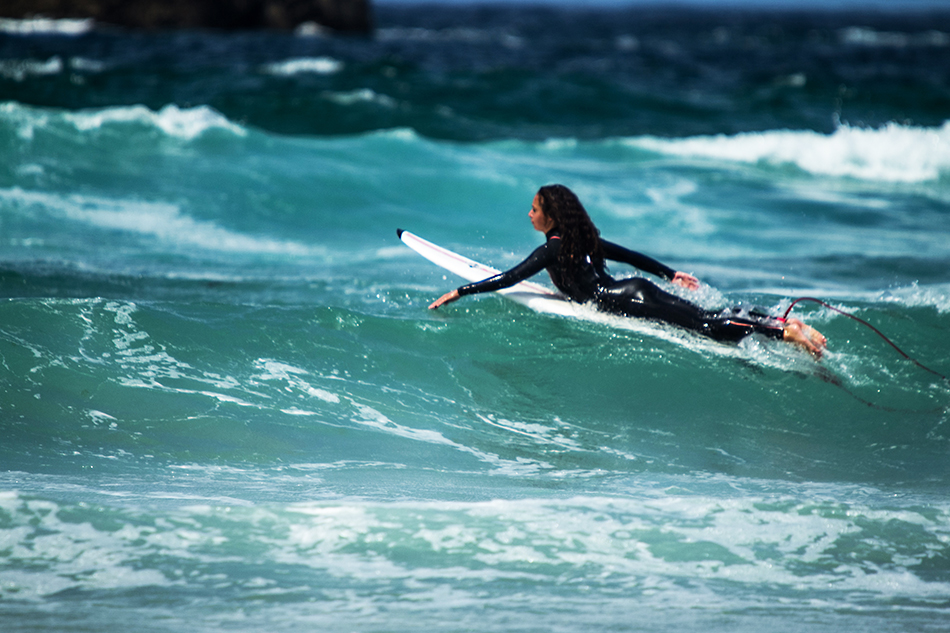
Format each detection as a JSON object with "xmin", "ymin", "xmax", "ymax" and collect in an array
[
  {"xmin": 0, "ymin": 56, "xmax": 63, "ymax": 81},
  {"xmin": 0, "ymin": 495, "xmax": 174, "ymax": 600},
  {"xmin": 0, "ymin": 17, "xmax": 93, "ymax": 35},
  {"xmin": 269, "ymin": 494, "xmax": 950, "ymax": 604},
  {"xmin": 346, "ymin": 400, "xmax": 543, "ymax": 475},
  {"xmin": 628, "ymin": 121, "xmax": 950, "ymax": 183},
  {"xmin": 374, "ymin": 127, "xmax": 421, "ymax": 142},
  {"xmin": 377, "ymin": 26, "xmax": 523, "ymax": 48},
  {"xmin": 63, "ymin": 103, "xmax": 247, "ymax": 139},
  {"xmin": 0, "ymin": 101, "xmax": 49, "ymax": 140},
  {"xmin": 0, "ymin": 55, "xmax": 107, "ymax": 81},
  {"xmin": 840, "ymin": 26, "xmax": 950, "ymax": 48},
  {"xmin": 0, "ymin": 101, "xmax": 246, "ymax": 141},
  {"xmin": 294, "ymin": 21, "xmax": 328, "ymax": 37},
  {"xmin": 260, "ymin": 57, "xmax": 343, "ymax": 76},
  {"xmin": 2, "ymin": 484, "xmax": 948, "ymax": 613},
  {"xmin": 476, "ymin": 413, "xmax": 584, "ymax": 452},
  {"xmin": 0, "ymin": 187, "xmax": 316, "ymax": 256},
  {"xmin": 878, "ymin": 282, "xmax": 950, "ymax": 313},
  {"xmin": 68, "ymin": 56, "xmax": 107, "ymax": 73},
  {"xmin": 252, "ymin": 359, "xmax": 341, "ymax": 404},
  {"xmin": 323, "ymin": 89, "xmax": 396, "ymax": 108}
]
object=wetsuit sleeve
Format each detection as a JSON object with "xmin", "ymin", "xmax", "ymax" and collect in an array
[
  {"xmin": 600, "ymin": 239, "xmax": 676, "ymax": 281},
  {"xmin": 457, "ymin": 242, "xmax": 555, "ymax": 297}
]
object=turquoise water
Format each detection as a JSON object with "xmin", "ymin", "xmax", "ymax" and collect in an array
[{"xmin": 2, "ymin": 6, "xmax": 950, "ymax": 632}]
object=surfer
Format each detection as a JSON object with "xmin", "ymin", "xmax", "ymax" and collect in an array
[{"xmin": 429, "ymin": 184, "xmax": 827, "ymax": 357}]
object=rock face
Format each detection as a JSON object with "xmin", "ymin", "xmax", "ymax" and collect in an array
[{"xmin": 0, "ymin": 0, "xmax": 373, "ymax": 34}]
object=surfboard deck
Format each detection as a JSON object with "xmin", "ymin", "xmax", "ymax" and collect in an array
[{"xmin": 397, "ymin": 229, "xmax": 582, "ymax": 317}]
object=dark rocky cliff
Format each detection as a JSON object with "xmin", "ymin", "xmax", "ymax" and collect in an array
[{"xmin": 0, "ymin": 0, "xmax": 373, "ymax": 34}]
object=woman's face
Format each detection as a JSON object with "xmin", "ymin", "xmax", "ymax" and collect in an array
[{"xmin": 529, "ymin": 193, "xmax": 556, "ymax": 233}]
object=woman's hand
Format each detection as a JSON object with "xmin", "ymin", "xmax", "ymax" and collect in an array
[
  {"xmin": 429, "ymin": 289, "xmax": 461, "ymax": 310},
  {"xmin": 672, "ymin": 272, "xmax": 700, "ymax": 291}
]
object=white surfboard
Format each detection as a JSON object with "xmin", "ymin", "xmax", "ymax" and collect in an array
[{"xmin": 397, "ymin": 229, "xmax": 583, "ymax": 317}]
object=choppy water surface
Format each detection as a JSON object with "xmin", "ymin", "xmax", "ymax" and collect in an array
[{"xmin": 2, "ymin": 5, "xmax": 949, "ymax": 632}]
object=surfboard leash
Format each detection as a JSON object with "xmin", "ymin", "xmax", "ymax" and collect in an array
[{"xmin": 783, "ymin": 296, "xmax": 948, "ymax": 383}]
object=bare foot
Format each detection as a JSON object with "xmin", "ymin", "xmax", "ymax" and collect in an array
[{"xmin": 783, "ymin": 318, "xmax": 827, "ymax": 358}]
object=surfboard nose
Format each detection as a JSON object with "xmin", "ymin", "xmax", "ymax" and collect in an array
[{"xmin": 396, "ymin": 228, "xmax": 404, "ymax": 238}]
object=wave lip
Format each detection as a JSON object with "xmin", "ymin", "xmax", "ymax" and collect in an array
[{"xmin": 627, "ymin": 121, "xmax": 950, "ymax": 183}]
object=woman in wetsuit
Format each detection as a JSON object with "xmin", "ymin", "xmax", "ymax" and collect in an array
[{"xmin": 430, "ymin": 184, "xmax": 826, "ymax": 356}]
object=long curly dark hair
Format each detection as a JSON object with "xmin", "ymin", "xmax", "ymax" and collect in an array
[{"xmin": 536, "ymin": 184, "xmax": 603, "ymax": 273}]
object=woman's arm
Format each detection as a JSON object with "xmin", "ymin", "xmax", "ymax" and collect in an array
[
  {"xmin": 601, "ymin": 240, "xmax": 698, "ymax": 290},
  {"xmin": 429, "ymin": 241, "xmax": 555, "ymax": 309}
]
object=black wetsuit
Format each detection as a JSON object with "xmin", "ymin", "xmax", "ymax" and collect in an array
[{"xmin": 457, "ymin": 230, "xmax": 784, "ymax": 343}]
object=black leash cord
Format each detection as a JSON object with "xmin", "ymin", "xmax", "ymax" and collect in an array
[{"xmin": 783, "ymin": 296, "xmax": 948, "ymax": 382}]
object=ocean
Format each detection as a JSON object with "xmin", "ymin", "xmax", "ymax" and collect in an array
[{"xmin": 2, "ymin": 4, "xmax": 950, "ymax": 631}]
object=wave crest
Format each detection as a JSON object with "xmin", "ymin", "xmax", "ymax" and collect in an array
[
  {"xmin": 0, "ymin": 101, "xmax": 247, "ymax": 141},
  {"xmin": 0, "ymin": 17, "xmax": 92, "ymax": 35},
  {"xmin": 260, "ymin": 57, "xmax": 343, "ymax": 76},
  {"xmin": 0, "ymin": 187, "xmax": 317, "ymax": 256},
  {"xmin": 628, "ymin": 122, "xmax": 950, "ymax": 183},
  {"xmin": 63, "ymin": 103, "xmax": 247, "ymax": 140}
]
